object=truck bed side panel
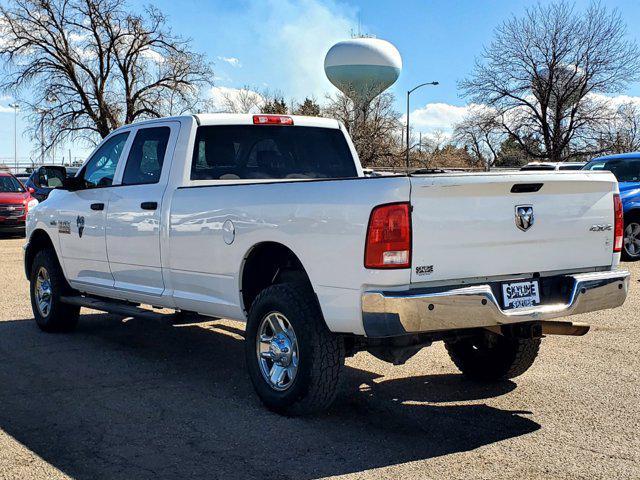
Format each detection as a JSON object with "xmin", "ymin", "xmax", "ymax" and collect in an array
[{"xmin": 167, "ymin": 176, "xmax": 411, "ymax": 334}]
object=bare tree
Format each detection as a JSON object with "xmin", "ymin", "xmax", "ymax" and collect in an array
[
  {"xmin": 598, "ymin": 102, "xmax": 640, "ymax": 154},
  {"xmin": 0, "ymin": 0, "xmax": 213, "ymax": 150},
  {"xmin": 452, "ymin": 108, "xmax": 504, "ymax": 170},
  {"xmin": 419, "ymin": 130, "xmax": 448, "ymax": 154},
  {"xmin": 323, "ymin": 91, "xmax": 402, "ymax": 168},
  {"xmin": 460, "ymin": 2, "xmax": 640, "ymax": 162},
  {"xmin": 217, "ymin": 86, "xmax": 263, "ymax": 114}
]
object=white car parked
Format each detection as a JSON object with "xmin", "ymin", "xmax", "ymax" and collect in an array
[{"xmin": 24, "ymin": 114, "xmax": 629, "ymax": 415}]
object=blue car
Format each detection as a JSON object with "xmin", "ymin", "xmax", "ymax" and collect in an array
[
  {"xmin": 23, "ymin": 165, "xmax": 68, "ymax": 203},
  {"xmin": 583, "ymin": 153, "xmax": 640, "ymax": 260}
]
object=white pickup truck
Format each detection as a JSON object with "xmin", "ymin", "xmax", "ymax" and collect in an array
[{"xmin": 25, "ymin": 113, "xmax": 629, "ymax": 415}]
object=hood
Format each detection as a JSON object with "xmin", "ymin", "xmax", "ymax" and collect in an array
[{"xmin": 0, "ymin": 191, "xmax": 28, "ymax": 204}]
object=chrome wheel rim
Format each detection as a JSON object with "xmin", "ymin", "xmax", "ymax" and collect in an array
[
  {"xmin": 256, "ymin": 312, "xmax": 299, "ymax": 391},
  {"xmin": 35, "ymin": 266, "xmax": 53, "ymax": 317},
  {"xmin": 624, "ymin": 222, "xmax": 640, "ymax": 257}
]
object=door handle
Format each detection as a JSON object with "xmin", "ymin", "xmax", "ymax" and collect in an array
[
  {"xmin": 140, "ymin": 201, "xmax": 158, "ymax": 211},
  {"xmin": 90, "ymin": 203, "xmax": 105, "ymax": 211}
]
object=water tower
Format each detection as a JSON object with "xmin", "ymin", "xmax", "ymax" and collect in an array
[
  {"xmin": 533, "ymin": 64, "xmax": 584, "ymax": 110},
  {"xmin": 324, "ymin": 37, "xmax": 402, "ymax": 128}
]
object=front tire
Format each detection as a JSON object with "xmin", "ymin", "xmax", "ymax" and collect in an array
[
  {"xmin": 245, "ymin": 283, "xmax": 344, "ymax": 415},
  {"xmin": 29, "ymin": 249, "xmax": 80, "ymax": 333},
  {"xmin": 445, "ymin": 331, "xmax": 540, "ymax": 381}
]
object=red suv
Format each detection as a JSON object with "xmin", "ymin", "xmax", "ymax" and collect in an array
[{"xmin": 0, "ymin": 172, "xmax": 38, "ymax": 234}]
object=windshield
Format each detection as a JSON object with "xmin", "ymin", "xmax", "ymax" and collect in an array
[
  {"xmin": 190, "ymin": 126, "xmax": 357, "ymax": 180},
  {"xmin": 0, "ymin": 175, "xmax": 25, "ymax": 193},
  {"xmin": 583, "ymin": 158, "xmax": 640, "ymax": 182}
]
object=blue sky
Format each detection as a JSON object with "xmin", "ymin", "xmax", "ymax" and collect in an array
[{"xmin": 2, "ymin": 0, "xmax": 640, "ymax": 164}]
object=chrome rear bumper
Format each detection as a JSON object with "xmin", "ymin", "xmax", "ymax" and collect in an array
[{"xmin": 361, "ymin": 270, "xmax": 630, "ymax": 338}]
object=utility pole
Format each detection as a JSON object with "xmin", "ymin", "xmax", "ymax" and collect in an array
[
  {"xmin": 40, "ymin": 121, "xmax": 45, "ymax": 164},
  {"xmin": 9, "ymin": 103, "xmax": 18, "ymax": 173},
  {"xmin": 35, "ymin": 108, "xmax": 46, "ymax": 164}
]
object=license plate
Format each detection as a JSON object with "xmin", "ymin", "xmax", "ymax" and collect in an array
[{"xmin": 502, "ymin": 280, "xmax": 540, "ymax": 309}]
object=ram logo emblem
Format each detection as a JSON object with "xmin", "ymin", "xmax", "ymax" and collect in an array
[
  {"xmin": 76, "ymin": 215, "xmax": 85, "ymax": 238},
  {"xmin": 515, "ymin": 205, "xmax": 534, "ymax": 232}
]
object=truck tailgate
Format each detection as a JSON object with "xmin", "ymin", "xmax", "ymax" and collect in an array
[{"xmin": 409, "ymin": 172, "xmax": 618, "ymax": 283}]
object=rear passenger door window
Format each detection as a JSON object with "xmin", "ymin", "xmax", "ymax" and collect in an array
[{"xmin": 122, "ymin": 127, "xmax": 171, "ymax": 185}]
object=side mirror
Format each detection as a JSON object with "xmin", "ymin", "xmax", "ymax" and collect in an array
[
  {"xmin": 61, "ymin": 176, "xmax": 84, "ymax": 191},
  {"xmin": 28, "ymin": 187, "xmax": 35, "ymax": 194}
]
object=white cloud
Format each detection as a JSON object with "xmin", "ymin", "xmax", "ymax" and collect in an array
[
  {"xmin": 408, "ymin": 102, "xmax": 476, "ymax": 135},
  {"xmin": 590, "ymin": 93, "xmax": 640, "ymax": 108},
  {"xmin": 68, "ymin": 32, "xmax": 88, "ymax": 43},
  {"xmin": 141, "ymin": 48, "xmax": 165, "ymax": 64},
  {"xmin": 408, "ymin": 95, "xmax": 640, "ymax": 136},
  {"xmin": 0, "ymin": 97, "xmax": 18, "ymax": 113},
  {"xmin": 244, "ymin": 0, "xmax": 356, "ymax": 99},
  {"xmin": 0, "ymin": 17, "xmax": 9, "ymax": 49},
  {"xmin": 217, "ymin": 56, "xmax": 241, "ymax": 68}
]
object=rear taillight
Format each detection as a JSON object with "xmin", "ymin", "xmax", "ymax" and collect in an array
[
  {"xmin": 614, "ymin": 193, "xmax": 623, "ymax": 253},
  {"xmin": 253, "ymin": 115, "xmax": 294, "ymax": 125},
  {"xmin": 364, "ymin": 203, "xmax": 411, "ymax": 269}
]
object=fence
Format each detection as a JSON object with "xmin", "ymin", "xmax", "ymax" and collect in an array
[{"xmin": 0, "ymin": 157, "xmax": 85, "ymax": 175}]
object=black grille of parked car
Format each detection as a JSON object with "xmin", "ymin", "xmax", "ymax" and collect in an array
[{"xmin": 0, "ymin": 204, "xmax": 25, "ymax": 218}]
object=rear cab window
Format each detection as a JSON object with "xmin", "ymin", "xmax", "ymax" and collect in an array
[{"xmin": 190, "ymin": 125, "xmax": 357, "ymax": 181}]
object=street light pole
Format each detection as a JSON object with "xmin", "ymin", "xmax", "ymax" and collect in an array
[
  {"xmin": 9, "ymin": 103, "xmax": 18, "ymax": 173},
  {"xmin": 37, "ymin": 110, "xmax": 45, "ymax": 165},
  {"xmin": 406, "ymin": 81, "xmax": 439, "ymax": 170}
]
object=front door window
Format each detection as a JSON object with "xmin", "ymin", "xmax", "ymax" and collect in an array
[{"xmin": 82, "ymin": 132, "xmax": 129, "ymax": 188}]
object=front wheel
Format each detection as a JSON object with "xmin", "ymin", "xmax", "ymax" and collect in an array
[
  {"xmin": 29, "ymin": 249, "xmax": 80, "ymax": 332},
  {"xmin": 444, "ymin": 331, "xmax": 540, "ymax": 381},
  {"xmin": 623, "ymin": 219, "xmax": 640, "ymax": 261},
  {"xmin": 244, "ymin": 283, "xmax": 344, "ymax": 415}
]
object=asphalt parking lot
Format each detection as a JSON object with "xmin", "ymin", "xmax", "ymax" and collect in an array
[{"xmin": 0, "ymin": 235, "xmax": 638, "ymax": 480}]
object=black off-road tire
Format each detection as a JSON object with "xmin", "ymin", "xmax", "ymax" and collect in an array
[
  {"xmin": 245, "ymin": 282, "xmax": 345, "ymax": 416},
  {"xmin": 29, "ymin": 248, "xmax": 80, "ymax": 333},
  {"xmin": 444, "ymin": 332, "xmax": 540, "ymax": 381}
]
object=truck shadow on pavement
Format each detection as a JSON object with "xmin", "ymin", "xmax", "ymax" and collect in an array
[{"xmin": 0, "ymin": 314, "xmax": 540, "ymax": 480}]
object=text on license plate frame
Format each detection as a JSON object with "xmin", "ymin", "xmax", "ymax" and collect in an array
[{"xmin": 501, "ymin": 280, "xmax": 541, "ymax": 309}]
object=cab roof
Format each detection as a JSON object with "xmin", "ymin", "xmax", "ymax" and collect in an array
[
  {"xmin": 592, "ymin": 152, "xmax": 640, "ymax": 161},
  {"xmin": 194, "ymin": 113, "xmax": 341, "ymax": 129},
  {"xmin": 111, "ymin": 113, "xmax": 342, "ymax": 133}
]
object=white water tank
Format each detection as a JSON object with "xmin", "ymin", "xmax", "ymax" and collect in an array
[{"xmin": 324, "ymin": 38, "xmax": 402, "ymax": 103}]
